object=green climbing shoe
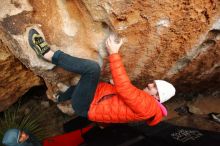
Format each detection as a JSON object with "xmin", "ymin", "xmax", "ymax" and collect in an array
[{"xmin": 28, "ymin": 28, "xmax": 50, "ymax": 58}]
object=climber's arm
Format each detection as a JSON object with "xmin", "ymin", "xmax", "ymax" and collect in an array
[{"xmin": 106, "ymin": 35, "xmax": 161, "ymax": 119}]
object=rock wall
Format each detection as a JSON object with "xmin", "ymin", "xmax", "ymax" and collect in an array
[
  {"xmin": 0, "ymin": 34, "xmax": 42, "ymax": 111},
  {"xmin": 0, "ymin": 0, "xmax": 220, "ymax": 112}
]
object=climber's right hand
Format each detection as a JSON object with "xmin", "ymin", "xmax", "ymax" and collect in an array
[{"xmin": 105, "ymin": 34, "xmax": 123, "ymax": 55}]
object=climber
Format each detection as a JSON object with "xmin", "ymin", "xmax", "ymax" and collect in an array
[
  {"xmin": 28, "ymin": 28, "xmax": 175, "ymax": 125},
  {"xmin": 2, "ymin": 128, "xmax": 41, "ymax": 146}
]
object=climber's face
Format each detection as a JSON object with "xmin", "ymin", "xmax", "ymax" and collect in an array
[
  {"xmin": 19, "ymin": 131, "xmax": 29, "ymax": 143},
  {"xmin": 143, "ymin": 83, "xmax": 160, "ymax": 101}
]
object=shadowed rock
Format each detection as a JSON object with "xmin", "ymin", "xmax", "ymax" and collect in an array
[{"xmin": 0, "ymin": 0, "xmax": 220, "ymax": 113}]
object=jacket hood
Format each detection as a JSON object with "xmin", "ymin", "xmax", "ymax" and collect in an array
[
  {"xmin": 2, "ymin": 129, "xmax": 33, "ymax": 146},
  {"xmin": 2, "ymin": 128, "xmax": 20, "ymax": 146}
]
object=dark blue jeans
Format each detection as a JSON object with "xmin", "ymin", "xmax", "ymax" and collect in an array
[{"xmin": 52, "ymin": 50, "xmax": 100, "ymax": 117}]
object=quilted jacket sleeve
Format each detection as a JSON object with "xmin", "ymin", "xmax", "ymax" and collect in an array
[{"xmin": 109, "ymin": 53, "xmax": 162, "ymax": 120}]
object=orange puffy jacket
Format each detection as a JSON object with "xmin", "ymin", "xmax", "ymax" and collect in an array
[{"xmin": 88, "ymin": 54, "xmax": 166, "ymax": 126}]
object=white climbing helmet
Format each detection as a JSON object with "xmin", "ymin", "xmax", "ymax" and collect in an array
[{"xmin": 154, "ymin": 80, "xmax": 176, "ymax": 103}]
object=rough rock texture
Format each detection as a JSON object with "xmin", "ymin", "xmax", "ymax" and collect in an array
[
  {"xmin": 0, "ymin": 0, "xmax": 220, "ymax": 112},
  {"xmin": 161, "ymin": 92, "xmax": 220, "ymax": 132},
  {"xmin": 167, "ymin": 114, "xmax": 220, "ymax": 132},
  {"xmin": 0, "ymin": 37, "xmax": 42, "ymax": 111},
  {"xmin": 164, "ymin": 91, "xmax": 220, "ymax": 121}
]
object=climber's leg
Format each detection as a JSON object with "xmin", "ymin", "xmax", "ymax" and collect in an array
[
  {"xmin": 52, "ymin": 50, "xmax": 100, "ymax": 117},
  {"xmin": 54, "ymin": 85, "xmax": 76, "ymax": 103},
  {"xmin": 28, "ymin": 28, "xmax": 100, "ymax": 117}
]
